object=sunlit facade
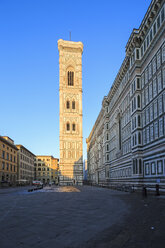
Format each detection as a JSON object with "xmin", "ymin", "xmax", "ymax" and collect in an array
[{"xmin": 87, "ymin": 0, "xmax": 165, "ymax": 187}]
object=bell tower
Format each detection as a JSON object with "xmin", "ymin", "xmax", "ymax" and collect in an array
[{"xmin": 58, "ymin": 39, "xmax": 83, "ymax": 185}]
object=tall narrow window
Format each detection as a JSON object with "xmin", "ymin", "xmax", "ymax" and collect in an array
[
  {"xmin": 119, "ymin": 117, "xmax": 121, "ymax": 150},
  {"xmin": 72, "ymin": 101, "xmax": 75, "ymax": 109},
  {"xmin": 138, "ymin": 115, "xmax": 141, "ymax": 126},
  {"xmin": 66, "ymin": 101, "xmax": 70, "ymax": 109},
  {"xmin": 138, "ymin": 132, "xmax": 141, "ymax": 144},
  {"xmin": 137, "ymin": 95, "xmax": 141, "ymax": 108},
  {"xmin": 68, "ymin": 71, "xmax": 74, "ymax": 86},
  {"xmin": 66, "ymin": 123, "xmax": 70, "ymax": 131},
  {"xmin": 139, "ymin": 159, "xmax": 142, "ymax": 174},
  {"xmin": 72, "ymin": 123, "xmax": 76, "ymax": 131}
]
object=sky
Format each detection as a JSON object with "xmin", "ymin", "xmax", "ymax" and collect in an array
[{"xmin": 0, "ymin": 0, "xmax": 151, "ymax": 159}]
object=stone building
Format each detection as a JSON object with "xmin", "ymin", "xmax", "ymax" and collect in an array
[
  {"xmin": 0, "ymin": 136, "xmax": 18, "ymax": 185},
  {"xmin": 16, "ymin": 145, "xmax": 35, "ymax": 185},
  {"xmin": 34, "ymin": 156, "xmax": 59, "ymax": 184},
  {"xmin": 58, "ymin": 39, "xmax": 83, "ymax": 185},
  {"xmin": 87, "ymin": 0, "xmax": 165, "ymax": 187}
]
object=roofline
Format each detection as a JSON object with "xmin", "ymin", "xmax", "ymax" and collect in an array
[
  {"xmin": 0, "ymin": 136, "xmax": 18, "ymax": 150},
  {"xmin": 16, "ymin": 144, "xmax": 36, "ymax": 157}
]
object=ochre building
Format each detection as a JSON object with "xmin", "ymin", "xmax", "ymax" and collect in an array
[
  {"xmin": 34, "ymin": 156, "xmax": 59, "ymax": 184},
  {"xmin": 58, "ymin": 39, "xmax": 83, "ymax": 185},
  {"xmin": 0, "ymin": 136, "xmax": 18, "ymax": 185}
]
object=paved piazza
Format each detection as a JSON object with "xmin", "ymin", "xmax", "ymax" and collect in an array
[{"xmin": 0, "ymin": 186, "xmax": 165, "ymax": 248}]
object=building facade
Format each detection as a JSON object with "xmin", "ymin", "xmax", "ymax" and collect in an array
[
  {"xmin": 87, "ymin": 0, "xmax": 165, "ymax": 187},
  {"xmin": 34, "ymin": 156, "xmax": 59, "ymax": 184},
  {"xmin": 0, "ymin": 136, "xmax": 18, "ymax": 185},
  {"xmin": 58, "ymin": 39, "xmax": 83, "ymax": 185},
  {"xmin": 16, "ymin": 145, "xmax": 35, "ymax": 184}
]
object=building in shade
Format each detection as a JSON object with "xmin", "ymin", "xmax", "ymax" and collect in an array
[
  {"xmin": 87, "ymin": 0, "xmax": 165, "ymax": 187},
  {"xmin": 58, "ymin": 39, "xmax": 83, "ymax": 185},
  {"xmin": 0, "ymin": 136, "xmax": 18, "ymax": 185},
  {"xmin": 34, "ymin": 156, "xmax": 59, "ymax": 184},
  {"xmin": 16, "ymin": 145, "xmax": 35, "ymax": 185}
]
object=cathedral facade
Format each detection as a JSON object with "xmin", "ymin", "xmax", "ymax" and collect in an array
[
  {"xmin": 87, "ymin": 0, "xmax": 165, "ymax": 187},
  {"xmin": 58, "ymin": 39, "xmax": 83, "ymax": 185}
]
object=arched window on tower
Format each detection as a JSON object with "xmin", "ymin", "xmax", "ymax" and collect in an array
[
  {"xmin": 66, "ymin": 122, "xmax": 70, "ymax": 131},
  {"xmin": 68, "ymin": 71, "xmax": 74, "ymax": 86},
  {"xmin": 72, "ymin": 101, "xmax": 75, "ymax": 109},
  {"xmin": 72, "ymin": 123, "xmax": 76, "ymax": 131},
  {"xmin": 66, "ymin": 101, "xmax": 70, "ymax": 109}
]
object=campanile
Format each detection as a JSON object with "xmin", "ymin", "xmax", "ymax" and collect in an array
[{"xmin": 58, "ymin": 39, "xmax": 83, "ymax": 185}]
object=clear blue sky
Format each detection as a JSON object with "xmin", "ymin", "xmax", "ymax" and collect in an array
[{"xmin": 0, "ymin": 0, "xmax": 151, "ymax": 159}]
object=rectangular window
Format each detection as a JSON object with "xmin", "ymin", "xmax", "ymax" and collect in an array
[
  {"xmin": 142, "ymin": 90, "xmax": 145, "ymax": 108},
  {"xmin": 157, "ymin": 72, "xmax": 162, "ymax": 93},
  {"xmin": 158, "ymin": 95, "xmax": 163, "ymax": 115},
  {"xmin": 149, "ymin": 63, "xmax": 152, "ymax": 80},
  {"xmin": 153, "ymin": 22, "xmax": 156, "ymax": 35},
  {"xmin": 141, "ymin": 45, "xmax": 144, "ymax": 57},
  {"xmin": 145, "ymin": 163, "xmax": 150, "ymax": 175},
  {"xmin": 144, "ymin": 40, "xmax": 146, "ymax": 52},
  {"xmin": 150, "ymin": 104, "xmax": 153, "ymax": 121},
  {"xmin": 161, "ymin": 7, "xmax": 165, "ymax": 23},
  {"xmin": 157, "ymin": 15, "xmax": 160, "ymax": 29},
  {"xmin": 151, "ymin": 162, "xmax": 156, "ymax": 175},
  {"xmin": 162, "ymin": 45, "xmax": 165, "ymax": 63},
  {"xmin": 157, "ymin": 51, "xmax": 161, "ymax": 69},
  {"xmin": 145, "ymin": 86, "xmax": 149, "ymax": 105},
  {"xmin": 147, "ymin": 35, "xmax": 149, "ymax": 47},
  {"xmin": 163, "ymin": 93, "xmax": 165, "ymax": 112},
  {"xmin": 2, "ymin": 151, "xmax": 5, "ymax": 159},
  {"xmin": 157, "ymin": 160, "xmax": 163, "ymax": 174},
  {"xmin": 2, "ymin": 162, "xmax": 5, "ymax": 170},
  {"xmin": 141, "ymin": 73, "xmax": 145, "ymax": 88},
  {"xmin": 163, "ymin": 67, "xmax": 165, "ymax": 88},
  {"xmin": 159, "ymin": 118, "xmax": 164, "ymax": 137},
  {"xmin": 149, "ymin": 82, "xmax": 153, "ymax": 102},
  {"xmin": 154, "ymin": 121, "xmax": 158, "ymax": 139},
  {"xmin": 153, "ymin": 77, "xmax": 157, "ymax": 98},
  {"xmin": 150, "ymin": 29, "xmax": 153, "ymax": 42},
  {"xmin": 150, "ymin": 124, "xmax": 154, "ymax": 142},
  {"xmin": 152, "ymin": 57, "xmax": 156, "ymax": 75},
  {"xmin": 146, "ymin": 127, "xmax": 150, "ymax": 143},
  {"xmin": 145, "ymin": 68, "xmax": 148, "ymax": 84},
  {"xmin": 143, "ymin": 129, "xmax": 146, "ymax": 145},
  {"xmin": 154, "ymin": 100, "xmax": 158, "ymax": 119}
]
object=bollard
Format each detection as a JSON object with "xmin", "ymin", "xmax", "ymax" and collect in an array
[
  {"xmin": 156, "ymin": 184, "xmax": 160, "ymax": 196},
  {"xmin": 142, "ymin": 185, "xmax": 147, "ymax": 197}
]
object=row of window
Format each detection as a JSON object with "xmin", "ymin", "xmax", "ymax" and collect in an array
[
  {"xmin": 132, "ymin": 159, "xmax": 142, "ymax": 174},
  {"xmin": 141, "ymin": 42, "xmax": 165, "ymax": 87},
  {"xmin": 1, "ymin": 151, "xmax": 16, "ymax": 162},
  {"xmin": 132, "ymin": 132, "xmax": 142, "ymax": 147},
  {"xmin": 66, "ymin": 122, "xmax": 76, "ymax": 131},
  {"xmin": 66, "ymin": 100, "xmax": 76, "ymax": 109},
  {"xmin": 20, "ymin": 162, "xmax": 34, "ymax": 170},
  {"xmin": 20, "ymin": 149, "xmax": 34, "ymax": 158},
  {"xmin": 1, "ymin": 174, "xmax": 16, "ymax": 182},
  {"xmin": 144, "ymin": 160, "xmax": 164, "ymax": 176},
  {"xmin": 131, "ymin": 77, "xmax": 141, "ymax": 95},
  {"xmin": 1, "ymin": 144, "xmax": 16, "ymax": 153},
  {"xmin": 131, "ymin": 94, "xmax": 141, "ymax": 112},
  {"xmin": 142, "ymin": 67, "xmax": 165, "ymax": 107},
  {"xmin": 110, "ymin": 167, "xmax": 132, "ymax": 178},
  {"xmin": 1, "ymin": 162, "xmax": 16, "ymax": 172},
  {"xmin": 143, "ymin": 117, "xmax": 164, "ymax": 145},
  {"xmin": 20, "ymin": 170, "xmax": 33, "ymax": 176},
  {"xmin": 142, "ymin": 93, "xmax": 165, "ymax": 127}
]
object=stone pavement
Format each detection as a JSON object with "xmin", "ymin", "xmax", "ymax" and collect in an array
[{"xmin": 0, "ymin": 185, "xmax": 164, "ymax": 248}]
